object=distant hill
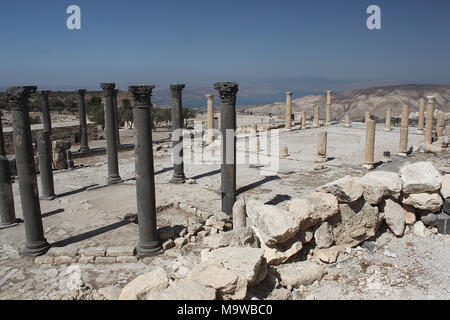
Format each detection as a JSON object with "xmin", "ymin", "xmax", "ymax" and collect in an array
[{"xmin": 239, "ymin": 84, "xmax": 450, "ymax": 121}]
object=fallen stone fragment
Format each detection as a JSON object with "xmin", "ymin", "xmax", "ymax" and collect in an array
[
  {"xmin": 441, "ymin": 175, "xmax": 450, "ymax": 199},
  {"xmin": 379, "ymin": 198, "xmax": 406, "ymax": 237},
  {"xmin": 119, "ymin": 268, "xmax": 169, "ymax": 300},
  {"xmin": 400, "ymin": 162, "xmax": 442, "ymax": 194},
  {"xmin": 203, "ymin": 227, "xmax": 259, "ymax": 249},
  {"xmin": 316, "ymin": 175, "xmax": 363, "ymax": 203},
  {"xmin": 174, "ymin": 237, "xmax": 187, "ymax": 248},
  {"xmin": 34, "ymin": 256, "xmax": 54, "ymax": 264},
  {"xmin": 314, "ymin": 222, "xmax": 334, "ymax": 248},
  {"xmin": 232, "ymin": 198, "xmax": 247, "ymax": 229},
  {"xmin": 162, "ymin": 239, "xmax": 175, "ymax": 251},
  {"xmin": 275, "ymin": 261, "xmax": 326, "ymax": 288},
  {"xmin": 312, "ymin": 246, "xmax": 345, "ymax": 264},
  {"xmin": 360, "ymin": 171, "xmax": 402, "ymax": 205},
  {"xmin": 418, "ymin": 211, "xmax": 438, "ymax": 226},
  {"xmin": 402, "ymin": 192, "xmax": 443, "ymax": 212},
  {"xmin": 98, "ymin": 286, "xmax": 122, "ymax": 300},
  {"xmin": 403, "ymin": 205, "xmax": 416, "ymax": 225},
  {"xmin": 435, "ymin": 212, "xmax": 450, "ymax": 234},
  {"xmin": 157, "ymin": 227, "xmax": 175, "ymax": 240},
  {"xmin": 146, "ymin": 279, "xmax": 216, "ymax": 300},
  {"xmin": 412, "ymin": 221, "xmax": 430, "ymax": 238}
]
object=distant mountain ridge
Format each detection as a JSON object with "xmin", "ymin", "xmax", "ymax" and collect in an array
[{"xmin": 239, "ymin": 84, "xmax": 450, "ymax": 120}]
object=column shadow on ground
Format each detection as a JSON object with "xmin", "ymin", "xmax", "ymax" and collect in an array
[
  {"xmin": 190, "ymin": 169, "xmax": 221, "ymax": 180},
  {"xmin": 56, "ymin": 184, "xmax": 100, "ymax": 198},
  {"xmin": 50, "ymin": 220, "xmax": 132, "ymax": 247},
  {"xmin": 41, "ymin": 209, "xmax": 64, "ymax": 218},
  {"xmin": 264, "ymin": 194, "xmax": 292, "ymax": 205},
  {"xmin": 237, "ymin": 175, "xmax": 281, "ymax": 195}
]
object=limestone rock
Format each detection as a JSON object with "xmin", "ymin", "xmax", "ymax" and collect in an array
[
  {"xmin": 314, "ymin": 222, "xmax": 334, "ymax": 248},
  {"xmin": 200, "ymin": 247, "xmax": 267, "ymax": 287},
  {"xmin": 147, "ymin": 279, "xmax": 216, "ymax": 300},
  {"xmin": 316, "ymin": 175, "xmax": 363, "ymax": 203},
  {"xmin": 402, "ymin": 193, "xmax": 443, "ymax": 212},
  {"xmin": 232, "ymin": 198, "xmax": 247, "ymax": 229},
  {"xmin": 98, "ymin": 286, "xmax": 122, "ymax": 300},
  {"xmin": 441, "ymin": 174, "xmax": 450, "ymax": 199},
  {"xmin": 412, "ymin": 221, "xmax": 431, "ymax": 238},
  {"xmin": 119, "ymin": 268, "xmax": 169, "ymax": 300},
  {"xmin": 419, "ymin": 211, "xmax": 437, "ymax": 226},
  {"xmin": 287, "ymin": 192, "xmax": 339, "ymax": 231},
  {"xmin": 360, "ymin": 171, "xmax": 402, "ymax": 205},
  {"xmin": 379, "ymin": 198, "xmax": 406, "ymax": 237},
  {"xmin": 275, "ymin": 261, "xmax": 326, "ymax": 288},
  {"xmin": 203, "ymin": 227, "xmax": 259, "ymax": 249},
  {"xmin": 312, "ymin": 246, "xmax": 345, "ymax": 264},
  {"xmin": 329, "ymin": 198, "xmax": 380, "ymax": 247},
  {"xmin": 400, "ymin": 162, "xmax": 442, "ymax": 194},
  {"xmin": 246, "ymin": 200, "xmax": 300, "ymax": 247},
  {"xmin": 403, "ymin": 204, "xmax": 416, "ymax": 225},
  {"xmin": 187, "ymin": 264, "xmax": 243, "ymax": 300}
]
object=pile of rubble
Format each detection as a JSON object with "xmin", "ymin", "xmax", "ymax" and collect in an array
[{"xmin": 117, "ymin": 161, "xmax": 449, "ymax": 300}]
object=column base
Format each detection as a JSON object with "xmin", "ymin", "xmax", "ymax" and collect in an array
[
  {"xmin": 0, "ymin": 222, "xmax": 18, "ymax": 230},
  {"xmin": 362, "ymin": 163, "xmax": 374, "ymax": 170},
  {"xmin": 384, "ymin": 128, "xmax": 392, "ymax": 132},
  {"xmin": 169, "ymin": 175, "xmax": 186, "ymax": 184},
  {"xmin": 315, "ymin": 156, "xmax": 327, "ymax": 163},
  {"xmin": 19, "ymin": 240, "xmax": 51, "ymax": 257},
  {"xmin": 397, "ymin": 152, "xmax": 408, "ymax": 157},
  {"xmin": 325, "ymin": 122, "xmax": 331, "ymax": 126},
  {"xmin": 417, "ymin": 130, "xmax": 425, "ymax": 135},
  {"xmin": 344, "ymin": 125, "xmax": 352, "ymax": 128},
  {"xmin": 80, "ymin": 146, "xmax": 90, "ymax": 153},
  {"xmin": 136, "ymin": 240, "xmax": 162, "ymax": 259},
  {"xmin": 107, "ymin": 175, "xmax": 122, "ymax": 185},
  {"xmin": 39, "ymin": 195, "xmax": 56, "ymax": 201}
]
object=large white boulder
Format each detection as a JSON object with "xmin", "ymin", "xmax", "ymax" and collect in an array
[
  {"xmin": 402, "ymin": 192, "xmax": 443, "ymax": 212},
  {"xmin": 202, "ymin": 227, "xmax": 259, "ymax": 249},
  {"xmin": 360, "ymin": 171, "xmax": 402, "ymax": 205},
  {"xmin": 146, "ymin": 279, "xmax": 216, "ymax": 300},
  {"xmin": 316, "ymin": 175, "xmax": 363, "ymax": 203},
  {"xmin": 119, "ymin": 268, "xmax": 169, "ymax": 300},
  {"xmin": 399, "ymin": 162, "xmax": 441, "ymax": 194},
  {"xmin": 275, "ymin": 261, "xmax": 326, "ymax": 288},
  {"xmin": 379, "ymin": 198, "xmax": 406, "ymax": 237},
  {"xmin": 441, "ymin": 174, "xmax": 450, "ymax": 199},
  {"xmin": 246, "ymin": 200, "xmax": 300, "ymax": 247}
]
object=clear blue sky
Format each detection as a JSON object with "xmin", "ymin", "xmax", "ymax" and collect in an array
[{"xmin": 0, "ymin": 0, "xmax": 449, "ymax": 103}]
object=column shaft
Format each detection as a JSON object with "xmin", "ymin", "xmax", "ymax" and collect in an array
[
  {"xmin": 399, "ymin": 106, "xmax": 409, "ymax": 153},
  {"xmin": 129, "ymin": 85, "xmax": 161, "ymax": 258},
  {"xmin": 425, "ymin": 98, "xmax": 434, "ymax": 145},
  {"xmin": 385, "ymin": 109, "xmax": 391, "ymax": 131},
  {"xmin": 0, "ymin": 113, "xmax": 16, "ymax": 228},
  {"xmin": 314, "ymin": 106, "xmax": 319, "ymax": 127},
  {"xmin": 436, "ymin": 111, "xmax": 445, "ymax": 138},
  {"xmin": 37, "ymin": 131, "xmax": 55, "ymax": 200},
  {"xmin": 206, "ymin": 94, "xmax": 215, "ymax": 141},
  {"xmin": 325, "ymin": 91, "xmax": 332, "ymax": 125},
  {"xmin": 40, "ymin": 91, "xmax": 52, "ymax": 135},
  {"xmin": 286, "ymin": 92, "xmax": 293, "ymax": 129},
  {"xmin": 316, "ymin": 131, "xmax": 327, "ymax": 162},
  {"xmin": 301, "ymin": 111, "xmax": 306, "ymax": 129},
  {"xmin": 170, "ymin": 84, "xmax": 186, "ymax": 184},
  {"xmin": 77, "ymin": 89, "xmax": 90, "ymax": 152},
  {"xmin": 418, "ymin": 98, "xmax": 425, "ymax": 134},
  {"xmin": 113, "ymin": 89, "xmax": 121, "ymax": 147},
  {"xmin": 365, "ymin": 120, "xmax": 376, "ymax": 165}
]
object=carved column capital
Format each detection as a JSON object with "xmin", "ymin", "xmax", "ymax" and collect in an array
[
  {"xmin": 214, "ymin": 82, "xmax": 239, "ymax": 104},
  {"xmin": 77, "ymin": 89, "xmax": 87, "ymax": 97},
  {"xmin": 205, "ymin": 94, "xmax": 214, "ymax": 100},
  {"xmin": 128, "ymin": 85, "xmax": 155, "ymax": 106},
  {"xmin": 39, "ymin": 90, "xmax": 51, "ymax": 99},
  {"xmin": 427, "ymin": 96, "xmax": 435, "ymax": 104},
  {"xmin": 286, "ymin": 92, "xmax": 293, "ymax": 97},
  {"xmin": 101, "ymin": 83, "xmax": 116, "ymax": 97},
  {"xmin": 170, "ymin": 84, "xmax": 185, "ymax": 98},
  {"xmin": 5, "ymin": 86, "xmax": 37, "ymax": 109}
]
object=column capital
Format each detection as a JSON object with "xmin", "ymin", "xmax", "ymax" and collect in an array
[
  {"xmin": 205, "ymin": 94, "xmax": 214, "ymax": 100},
  {"xmin": 286, "ymin": 92, "xmax": 293, "ymax": 96},
  {"xmin": 170, "ymin": 84, "xmax": 185, "ymax": 98},
  {"xmin": 327, "ymin": 90, "xmax": 332, "ymax": 95},
  {"xmin": 5, "ymin": 86, "xmax": 37, "ymax": 109},
  {"xmin": 101, "ymin": 83, "xmax": 116, "ymax": 97},
  {"xmin": 214, "ymin": 82, "xmax": 239, "ymax": 104},
  {"xmin": 129, "ymin": 85, "xmax": 155, "ymax": 106},
  {"xmin": 76, "ymin": 89, "xmax": 87, "ymax": 96},
  {"xmin": 39, "ymin": 90, "xmax": 51, "ymax": 98},
  {"xmin": 427, "ymin": 96, "xmax": 435, "ymax": 104}
]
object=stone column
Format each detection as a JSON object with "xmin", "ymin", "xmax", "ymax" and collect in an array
[
  {"xmin": 365, "ymin": 111, "xmax": 371, "ymax": 126},
  {"xmin": 114, "ymin": 89, "xmax": 121, "ymax": 147},
  {"xmin": 129, "ymin": 85, "xmax": 162, "ymax": 258},
  {"xmin": 101, "ymin": 83, "xmax": 122, "ymax": 184},
  {"xmin": 425, "ymin": 97, "xmax": 435, "ymax": 145},
  {"xmin": 206, "ymin": 94, "xmax": 215, "ymax": 141},
  {"xmin": 215, "ymin": 82, "xmax": 238, "ymax": 215},
  {"xmin": 301, "ymin": 111, "xmax": 306, "ymax": 129},
  {"xmin": 315, "ymin": 132, "xmax": 327, "ymax": 162},
  {"xmin": 385, "ymin": 109, "xmax": 391, "ymax": 131},
  {"xmin": 344, "ymin": 115, "xmax": 351, "ymax": 128},
  {"xmin": 37, "ymin": 131, "xmax": 55, "ymax": 200},
  {"xmin": 325, "ymin": 90, "xmax": 332, "ymax": 126},
  {"xmin": 76, "ymin": 89, "xmax": 90, "ymax": 153},
  {"xmin": 0, "ymin": 112, "xmax": 16, "ymax": 229},
  {"xmin": 436, "ymin": 111, "xmax": 445, "ymax": 138},
  {"xmin": 285, "ymin": 92, "xmax": 293, "ymax": 129},
  {"xmin": 417, "ymin": 98, "xmax": 425, "ymax": 135},
  {"xmin": 399, "ymin": 105, "xmax": 409, "ymax": 154},
  {"xmin": 40, "ymin": 91, "xmax": 52, "ymax": 135},
  {"xmin": 313, "ymin": 106, "xmax": 320, "ymax": 127},
  {"xmin": 365, "ymin": 119, "xmax": 376, "ymax": 168},
  {"xmin": 170, "ymin": 84, "xmax": 186, "ymax": 184},
  {"xmin": 6, "ymin": 86, "xmax": 50, "ymax": 256}
]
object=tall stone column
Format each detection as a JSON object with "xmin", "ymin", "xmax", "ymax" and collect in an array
[
  {"xmin": 344, "ymin": 115, "xmax": 351, "ymax": 128},
  {"xmin": 101, "ymin": 83, "xmax": 122, "ymax": 184},
  {"xmin": 436, "ymin": 111, "xmax": 445, "ymax": 138},
  {"xmin": 385, "ymin": 109, "xmax": 392, "ymax": 131},
  {"xmin": 285, "ymin": 92, "xmax": 293, "ymax": 129},
  {"xmin": 170, "ymin": 84, "xmax": 186, "ymax": 184},
  {"xmin": 365, "ymin": 119, "xmax": 376, "ymax": 168},
  {"xmin": 325, "ymin": 90, "xmax": 332, "ymax": 126},
  {"xmin": 76, "ymin": 89, "xmax": 90, "ymax": 153},
  {"xmin": 37, "ymin": 131, "xmax": 55, "ymax": 200},
  {"xmin": 6, "ymin": 86, "xmax": 50, "ymax": 256},
  {"xmin": 114, "ymin": 89, "xmax": 121, "ymax": 147},
  {"xmin": 206, "ymin": 94, "xmax": 215, "ymax": 141},
  {"xmin": 215, "ymin": 82, "xmax": 238, "ymax": 215},
  {"xmin": 417, "ymin": 98, "xmax": 425, "ymax": 135},
  {"xmin": 40, "ymin": 91, "xmax": 52, "ymax": 135},
  {"xmin": 313, "ymin": 106, "xmax": 320, "ymax": 127},
  {"xmin": 0, "ymin": 112, "xmax": 16, "ymax": 229},
  {"xmin": 129, "ymin": 85, "xmax": 162, "ymax": 258},
  {"xmin": 365, "ymin": 111, "xmax": 371, "ymax": 126},
  {"xmin": 425, "ymin": 97, "xmax": 435, "ymax": 145},
  {"xmin": 315, "ymin": 132, "xmax": 327, "ymax": 162},
  {"xmin": 301, "ymin": 111, "xmax": 306, "ymax": 129},
  {"xmin": 399, "ymin": 105, "xmax": 409, "ymax": 154}
]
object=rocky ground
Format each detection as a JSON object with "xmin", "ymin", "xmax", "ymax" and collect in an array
[{"xmin": 0, "ymin": 119, "xmax": 449, "ymax": 300}]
